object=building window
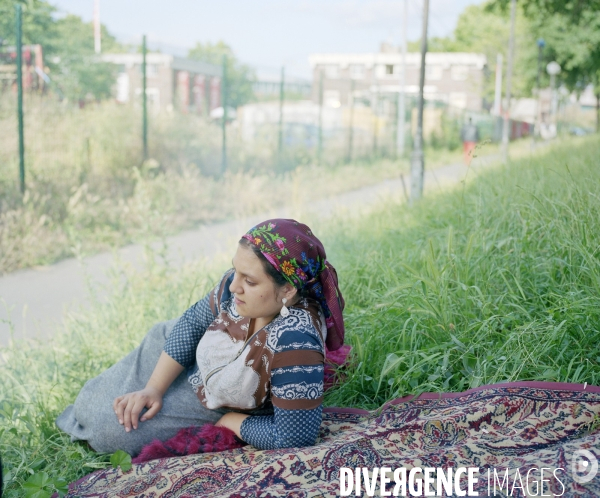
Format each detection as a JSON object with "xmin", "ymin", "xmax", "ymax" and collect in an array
[
  {"xmin": 385, "ymin": 64, "xmax": 394, "ymax": 75},
  {"xmin": 324, "ymin": 64, "xmax": 339, "ymax": 79},
  {"xmin": 147, "ymin": 64, "xmax": 158, "ymax": 77},
  {"xmin": 141, "ymin": 64, "xmax": 158, "ymax": 77},
  {"xmin": 451, "ymin": 65, "xmax": 469, "ymax": 81},
  {"xmin": 324, "ymin": 90, "xmax": 341, "ymax": 108},
  {"xmin": 349, "ymin": 64, "xmax": 365, "ymax": 79},
  {"xmin": 426, "ymin": 66, "xmax": 443, "ymax": 81},
  {"xmin": 449, "ymin": 92, "xmax": 468, "ymax": 109},
  {"xmin": 116, "ymin": 73, "xmax": 129, "ymax": 103}
]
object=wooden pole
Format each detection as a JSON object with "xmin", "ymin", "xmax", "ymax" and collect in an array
[
  {"xmin": 501, "ymin": 0, "xmax": 517, "ymax": 163},
  {"xmin": 409, "ymin": 0, "xmax": 429, "ymax": 203}
]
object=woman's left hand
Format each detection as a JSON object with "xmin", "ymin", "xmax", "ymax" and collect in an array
[
  {"xmin": 216, "ymin": 412, "xmax": 249, "ymax": 439},
  {"xmin": 113, "ymin": 387, "xmax": 163, "ymax": 432}
]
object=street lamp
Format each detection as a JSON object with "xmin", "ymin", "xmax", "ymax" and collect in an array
[
  {"xmin": 536, "ymin": 39, "xmax": 545, "ymax": 91},
  {"xmin": 546, "ymin": 61, "xmax": 561, "ymax": 127},
  {"xmin": 533, "ymin": 38, "xmax": 545, "ymax": 144}
]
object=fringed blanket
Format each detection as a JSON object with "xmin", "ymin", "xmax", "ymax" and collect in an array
[{"xmin": 65, "ymin": 382, "xmax": 600, "ymax": 497}]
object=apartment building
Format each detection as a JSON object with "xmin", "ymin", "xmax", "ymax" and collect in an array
[
  {"xmin": 102, "ymin": 53, "xmax": 222, "ymax": 114},
  {"xmin": 309, "ymin": 48, "xmax": 487, "ymax": 112}
]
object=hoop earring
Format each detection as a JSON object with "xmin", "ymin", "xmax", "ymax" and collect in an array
[{"xmin": 280, "ymin": 297, "xmax": 290, "ymax": 318}]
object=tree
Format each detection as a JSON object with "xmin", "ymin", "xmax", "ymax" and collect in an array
[
  {"xmin": 49, "ymin": 15, "xmax": 123, "ymax": 101},
  {"xmin": 493, "ymin": 0, "xmax": 600, "ymax": 24},
  {"xmin": 0, "ymin": 0, "xmax": 124, "ymax": 101},
  {"xmin": 411, "ymin": 2, "xmax": 539, "ymax": 104},
  {"xmin": 492, "ymin": 0, "xmax": 600, "ymax": 130},
  {"xmin": 188, "ymin": 41, "xmax": 255, "ymax": 108},
  {"xmin": 0, "ymin": 0, "xmax": 56, "ymax": 50}
]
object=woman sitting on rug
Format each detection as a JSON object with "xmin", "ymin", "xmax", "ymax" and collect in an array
[{"xmin": 56, "ymin": 219, "xmax": 346, "ymax": 457}]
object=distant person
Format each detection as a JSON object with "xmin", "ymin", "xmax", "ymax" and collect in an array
[{"xmin": 461, "ymin": 117, "xmax": 479, "ymax": 166}]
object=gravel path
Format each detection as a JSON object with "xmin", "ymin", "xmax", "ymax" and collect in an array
[{"xmin": 0, "ymin": 156, "xmax": 500, "ymax": 346}]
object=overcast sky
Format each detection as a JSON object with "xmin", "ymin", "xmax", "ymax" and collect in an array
[{"xmin": 49, "ymin": 0, "xmax": 485, "ymax": 79}]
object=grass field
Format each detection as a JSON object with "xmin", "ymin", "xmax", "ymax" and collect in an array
[{"xmin": 1, "ymin": 136, "xmax": 599, "ymax": 496}]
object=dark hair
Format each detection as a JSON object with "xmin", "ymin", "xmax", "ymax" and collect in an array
[{"xmin": 239, "ymin": 238, "xmax": 308, "ymax": 298}]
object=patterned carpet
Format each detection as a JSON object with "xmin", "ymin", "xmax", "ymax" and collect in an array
[{"xmin": 64, "ymin": 382, "xmax": 600, "ymax": 497}]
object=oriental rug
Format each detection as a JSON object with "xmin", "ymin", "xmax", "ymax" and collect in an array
[{"xmin": 63, "ymin": 381, "xmax": 600, "ymax": 497}]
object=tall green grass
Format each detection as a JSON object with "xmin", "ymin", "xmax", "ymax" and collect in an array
[
  {"xmin": 1, "ymin": 137, "xmax": 599, "ymax": 496},
  {"xmin": 324, "ymin": 136, "xmax": 600, "ymax": 408}
]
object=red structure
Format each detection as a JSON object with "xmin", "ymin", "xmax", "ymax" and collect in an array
[
  {"xmin": 193, "ymin": 75, "xmax": 206, "ymax": 115},
  {"xmin": 0, "ymin": 44, "xmax": 45, "ymax": 92},
  {"xmin": 102, "ymin": 53, "xmax": 222, "ymax": 115},
  {"xmin": 210, "ymin": 76, "xmax": 221, "ymax": 113}
]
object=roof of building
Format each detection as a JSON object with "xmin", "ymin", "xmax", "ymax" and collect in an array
[
  {"xmin": 101, "ymin": 53, "xmax": 222, "ymax": 77},
  {"xmin": 308, "ymin": 52, "xmax": 487, "ymax": 69}
]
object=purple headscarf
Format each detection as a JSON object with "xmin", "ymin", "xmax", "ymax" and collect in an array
[{"xmin": 242, "ymin": 219, "xmax": 345, "ymax": 351}]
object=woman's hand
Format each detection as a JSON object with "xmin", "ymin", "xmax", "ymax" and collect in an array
[
  {"xmin": 112, "ymin": 352, "xmax": 184, "ymax": 432},
  {"xmin": 113, "ymin": 387, "xmax": 163, "ymax": 432}
]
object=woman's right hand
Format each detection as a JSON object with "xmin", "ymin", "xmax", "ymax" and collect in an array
[{"xmin": 113, "ymin": 387, "xmax": 163, "ymax": 432}]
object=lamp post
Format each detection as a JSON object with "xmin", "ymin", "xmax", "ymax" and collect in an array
[
  {"xmin": 546, "ymin": 61, "xmax": 561, "ymax": 132},
  {"xmin": 533, "ymin": 38, "xmax": 545, "ymax": 144},
  {"xmin": 501, "ymin": 0, "xmax": 516, "ymax": 164},
  {"xmin": 536, "ymin": 39, "xmax": 545, "ymax": 92}
]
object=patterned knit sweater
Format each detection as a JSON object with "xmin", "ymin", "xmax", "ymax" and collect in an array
[{"xmin": 164, "ymin": 270, "xmax": 326, "ymax": 450}]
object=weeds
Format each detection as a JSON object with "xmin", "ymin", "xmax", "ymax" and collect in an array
[
  {"xmin": 0, "ymin": 96, "xmax": 416, "ymax": 274},
  {"xmin": 0, "ymin": 96, "xmax": 510, "ymax": 275}
]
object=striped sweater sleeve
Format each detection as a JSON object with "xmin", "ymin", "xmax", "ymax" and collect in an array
[
  {"xmin": 240, "ymin": 315, "xmax": 324, "ymax": 449},
  {"xmin": 163, "ymin": 270, "xmax": 234, "ymax": 367},
  {"xmin": 163, "ymin": 294, "xmax": 215, "ymax": 367}
]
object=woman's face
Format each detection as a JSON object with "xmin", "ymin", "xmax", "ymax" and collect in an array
[{"xmin": 229, "ymin": 244, "xmax": 295, "ymax": 324}]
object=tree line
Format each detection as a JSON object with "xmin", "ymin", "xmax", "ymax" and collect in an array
[{"xmin": 410, "ymin": 0, "xmax": 599, "ymax": 126}]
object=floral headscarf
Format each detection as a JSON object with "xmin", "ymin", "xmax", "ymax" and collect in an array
[{"xmin": 242, "ymin": 219, "xmax": 345, "ymax": 351}]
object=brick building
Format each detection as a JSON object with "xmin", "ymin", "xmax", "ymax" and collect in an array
[
  {"xmin": 102, "ymin": 53, "xmax": 222, "ymax": 114},
  {"xmin": 308, "ymin": 48, "xmax": 487, "ymax": 112},
  {"xmin": 0, "ymin": 44, "xmax": 45, "ymax": 92}
]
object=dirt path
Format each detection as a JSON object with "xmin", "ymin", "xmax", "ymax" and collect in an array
[{"xmin": 0, "ymin": 155, "xmax": 500, "ymax": 347}]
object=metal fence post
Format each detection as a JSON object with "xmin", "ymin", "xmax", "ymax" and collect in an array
[
  {"xmin": 347, "ymin": 78, "xmax": 355, "ymax": 163},
  {"xmin": 142, "ymin": 34, "xmax": 148, "ymax": 161},
  {"xmin": 372, "ymin": 89, "xmax": 378, "ymax": 159},
  {"xmin": 317, "ymin": 71, "xmax": 323, "ymax": 166},
  {"xmin": 16, "ymin": 4, "xmax": 25, "ymax": 194},
  {"xmin": 394, "ymin": 92, "xmax": 400, "ymax": 159},
  {"xmin": 278, "ymin": 66, "xmax": 285, "ymax": 164},
  {"xmin": 221, "ymin": 54, "xmax": 227, "ymax": 174}
]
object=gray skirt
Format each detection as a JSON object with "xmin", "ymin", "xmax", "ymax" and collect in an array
[{"xmin": 56, "ymin": 320, "xmax": 227, "ymax": 456}]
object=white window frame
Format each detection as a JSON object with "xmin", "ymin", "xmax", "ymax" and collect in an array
[
  {"xmin": 451, "ymin": 65, "xmax": 469, "ymax": 81},
  {"xmin": 324, "ymin": 64, "xmax": 340, "ymax": 79},
  {"xmin": 426, "ymin": 65, "xmax": 443, "ymax": 81},
  {"xmin": 449, "ymin": 92, "xmax": 468, "ymax": 109},
  {"xmin": 323, "ymin": 89, "xmax": 341, "ymax": 108},
  {"xmin": 349, "ymin": 64, "xmax": 365, "ymax": 80}
]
